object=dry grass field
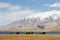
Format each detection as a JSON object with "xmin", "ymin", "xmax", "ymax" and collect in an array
[{"xmin": 0, "ymin": 34, "xmax": 60, "ymax": 40}]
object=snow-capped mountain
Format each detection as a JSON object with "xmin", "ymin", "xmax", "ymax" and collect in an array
[{"xmin": 0, "ymin": 13, "xmax": 60, "ymax": 32}]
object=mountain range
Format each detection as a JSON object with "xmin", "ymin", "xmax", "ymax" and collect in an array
[{"xmin": 0, "ymin": 13, "xmax": 60, "ymax": 32}]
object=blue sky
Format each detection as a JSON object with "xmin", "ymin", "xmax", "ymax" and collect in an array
[
  {"xmin": 0, "ymin": 0, "xmax": 60, "ymax": 26},
  {"xmin": 0, "ymin": 0, "xmax": 60, "ymax": 11}
]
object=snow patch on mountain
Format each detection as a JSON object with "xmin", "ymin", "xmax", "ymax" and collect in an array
[{"xmin": 25, "ymin": 10, "xmax": 60, "ymax": 20}]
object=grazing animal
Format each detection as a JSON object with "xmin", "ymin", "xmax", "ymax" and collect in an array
[
  {"xmin": 16, "ymin": 32, "xmax": 20, "ymax": 34},
  {"xmin": 26, "ymin": 32, "xmax": 33, "ymax": 34}
]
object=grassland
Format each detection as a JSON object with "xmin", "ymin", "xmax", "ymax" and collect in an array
[{"xmin": 0, "ymin": 34, "xmax": 60, "ymax": 40}]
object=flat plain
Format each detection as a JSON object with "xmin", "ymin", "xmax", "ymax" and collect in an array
[{"xmin": 0, "ymin": 34, "xmax": 60, "ymax": 40}]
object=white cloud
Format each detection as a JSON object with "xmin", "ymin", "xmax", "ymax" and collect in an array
[
  {"xmin": 9, "ymin": 5, "xmax": 21, "ymax": 11},
  {"xmin": 0, "ymin": 2, "xmax": 10, "ymax": 8},
  {"xmin": 0, "ymin": 2, "xmax": 36, "ymax": 26},
  {"xmin": 45, "ymin": 2, "xmax": 60, "ymax": 7},
  {"xmin": 0, "ymin": 10, "xmax": 35, "ymax": 26},
  {"xmin": 0, "ymin": 2, "xmax": 21, "ymax": 11}
]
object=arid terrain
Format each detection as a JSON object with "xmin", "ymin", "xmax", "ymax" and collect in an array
[{"xmin": 0, "ymin": 34, "xmax": 60, "ymax": 40}]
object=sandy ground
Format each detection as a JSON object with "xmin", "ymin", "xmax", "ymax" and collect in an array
[{"xmin": 0, "ymin": 34, "xmax": 60, "ymax": 40}]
